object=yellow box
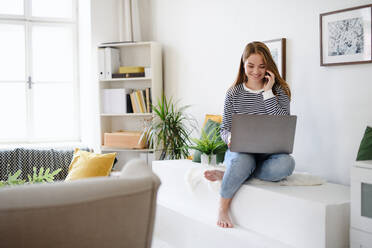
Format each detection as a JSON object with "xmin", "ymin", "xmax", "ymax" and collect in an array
[
  {"xmin": 103, "ymin": 131, "xmax": 147, "ymax": 149},
  {"xmin": 118, "ymin": 66, "xmax": 145, "ymax": 74}
]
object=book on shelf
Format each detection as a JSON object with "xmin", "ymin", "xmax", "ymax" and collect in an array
[
  {"xmin": 112, "ymin": 72, "xmax": 145, "ymax": 78},
  {"xmin": 145, "ymin": 88, "xmax": 151, "ymax": 113},
  {"xmin": 140, "ymin": 90, "xmax": 148, "ymax": 113},
  {"xmin": 137, "ymin": 90, "xmax": 145, "ymax": 113},
  {"xmin": 129, "ymin": 92, "xmax": 139, "ymax": 113},
  {"xmin": 135, "ymin": 90, "xmax": 146, "ymax": 113},
  {"xmin": 141, "ymin": 89, "xmax": 147, "ymax": 113},
  {"xmin": 126, "ymin": 94, "xmax": 133, "ymax": 113},
  {"xmin": 119, "ymin": 66, "xmax": 145, "ymax": 74}
]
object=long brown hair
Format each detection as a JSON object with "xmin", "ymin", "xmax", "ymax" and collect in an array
[{"xmin": 232, "ymin": 41, "xmax": 291, "ymax": 99}]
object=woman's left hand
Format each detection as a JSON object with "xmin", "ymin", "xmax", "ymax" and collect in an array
[{"xmin": 263, "ymin": 70, "xmax": 275, "ymax": 92}]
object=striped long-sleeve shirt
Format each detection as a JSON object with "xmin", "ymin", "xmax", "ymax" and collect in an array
[{"xmin": 220, "ymin": 83, "xmax": 290, "ymax": 144}]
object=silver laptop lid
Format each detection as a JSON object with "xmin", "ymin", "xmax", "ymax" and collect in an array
[{"xmin": 230, "ymin": 114, "xmax": 297, "ymax": 154}]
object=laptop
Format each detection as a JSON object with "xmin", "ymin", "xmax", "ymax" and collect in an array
[{"xmin": 230, "ymin": 114, "xmax": 297, "ymax": 154}]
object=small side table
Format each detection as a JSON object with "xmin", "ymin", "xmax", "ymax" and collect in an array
[{"xmin": 350, "ymin": 160, "xmax": 372, "ymax": 248}]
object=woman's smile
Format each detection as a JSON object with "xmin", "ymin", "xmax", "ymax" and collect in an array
[{"xmin": 250, "ymin": 74, "xmax": 262, "ymax": 79}]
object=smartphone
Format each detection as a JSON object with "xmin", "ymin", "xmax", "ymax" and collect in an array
[{"xmin": 263, "ymin": 72, "xmax": 270, "ymax": 82}]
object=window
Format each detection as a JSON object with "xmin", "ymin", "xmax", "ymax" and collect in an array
[{"xmin": 0, "ymin": 0, "xmax": 79, "ymax": 143}]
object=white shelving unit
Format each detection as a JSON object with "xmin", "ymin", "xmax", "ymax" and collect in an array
[
  {"xmin": 98, "ymin": 41, "xmax": 163, "ymax": 169},
  {"xmin": 101, "ymin": 147, "xmax": 156, "ymax": 152},
  {"xmin": 100, "ymin": 113, "xmax": 152, "ymax": 117},
  {"xmin": 100, "ymin": 77, "xmax": 152, "ymax": 82}
]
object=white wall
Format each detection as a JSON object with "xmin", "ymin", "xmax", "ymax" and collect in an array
[{"xmin": 149, "ymin": 0, "xmax": 372, "ymax": 185}]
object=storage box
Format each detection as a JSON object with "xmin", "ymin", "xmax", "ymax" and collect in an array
[
  {"xmin": 104, "ymin": 131, "xmax": 147, "ymax": 149},
  {"xmin": 144, "ymin": 67, "xmax": 151, "ymax": 77},
  {"xmin": 101, "ymin": 89, "xmax": 127, "ymax": 114}
]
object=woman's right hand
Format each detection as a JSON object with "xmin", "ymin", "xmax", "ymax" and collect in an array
[
  {"xmin": 228, "ymin": 142, "xmax": 231, "ymax": 148},
  {"xmin": 263, "ymin": 70, "xmax": 275, "ymax": 92}
]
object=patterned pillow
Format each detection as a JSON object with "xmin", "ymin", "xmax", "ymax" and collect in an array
[{"xmin": 0, "ymin": 147, "xmax": 91, "ymax": 181}]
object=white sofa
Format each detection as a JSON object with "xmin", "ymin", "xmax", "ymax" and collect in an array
[
  {"xmin": 152, "ymin": 159, "xmax": 350, "ymax": 248},
  {"xmin": 0, "ymin": 159, "xmax": 160, "ymax": 248}
]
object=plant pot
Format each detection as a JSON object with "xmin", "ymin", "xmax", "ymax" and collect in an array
[{"xmin": 201, "ymin": 154, "xmax": 217, "ymax": 165}]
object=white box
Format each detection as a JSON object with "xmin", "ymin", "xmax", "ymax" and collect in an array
[
  {"xmin": 145, "ymin": 67, "xmax": 151, "ymax": 77},
  {"xmin": 105, "ymin": 47, "xmax": 120, "ymax": 79},
  {"xmin": 98, "ymin": 48, "xmax": 106, "ymax": 80},
  {"xmin": 101, "ymin": 89, "xmax": 127, "ymax": 114}
]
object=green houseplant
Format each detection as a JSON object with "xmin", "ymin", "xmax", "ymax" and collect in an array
[
  {"xmin": 188, "ymin": 126, "xmax": 227, "ymax": 165},
  {"xmin": 0, "ymin": 167, "xmax": 62, "ymax": 188},
  {"xmin": 142, "ymin": 95, "xmax": 196, "ymax": 160}
]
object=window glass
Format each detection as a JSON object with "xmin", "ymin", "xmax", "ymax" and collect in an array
[
  {"xmin": 32, "ymin": 0, "xmax": 73, "ymax": 19},
  {"xmin": 0, "ymin": 24, "xmax": 25, "ymax": 81},
  {"xmin": 0, "ymin": 83, "xmax": 27, "ymax": 140},
  {"xmin": 0, "ymin": 0, "xmax": 23, "ymax": 15},
  {"xmin": 32, "ymin": 25, "xmax": 74, "ymax": 82},
  {"xmin": 32, "ymin": 83, "xmax": 76, "ymax": 140}
]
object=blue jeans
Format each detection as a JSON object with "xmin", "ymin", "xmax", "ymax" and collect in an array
[{"xmin": 220, "ymin": 150, "xmax": 295, "ymax": 198}]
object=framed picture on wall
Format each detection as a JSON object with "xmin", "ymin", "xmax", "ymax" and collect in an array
[
  {"xmin": 263, "ymin": 38, "xmax": 286, "ymax": 80},
  {"xmin": 320, "ymin": 4, "xmax": 372, "ymax": 66}
]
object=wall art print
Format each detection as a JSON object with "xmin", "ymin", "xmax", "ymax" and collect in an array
[
  {"xmin": 263, "ymin": 38, "xmax": 286, "ymax": 80},
  {"xmin": 320, "ymin": 4, "xmax": 372, "ymax": 66}
]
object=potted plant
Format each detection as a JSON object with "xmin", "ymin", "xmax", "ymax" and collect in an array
[
  {"xmin": 141, "ymin": 95, "xmax": 196, "ymax": 160},
  {"xmin": 188, "ymin": 126, "xmax": 227, "ymax": 165},
  {"xmin": 0, "ymin": 166, "xmax": 62, "ymax": 188}
]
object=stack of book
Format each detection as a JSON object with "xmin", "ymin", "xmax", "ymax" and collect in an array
[
  {"xmin": 112, "ymin": 66, "xmax": 145, "ymax": 78},
  {"xmin": 126, "ymin": 88, "xmax": 152, "ymax": 113}
]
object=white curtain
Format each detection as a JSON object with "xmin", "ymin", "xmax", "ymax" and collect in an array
[{"xmin": 119, "ymin": 0, "xmax": 142, "ymax": 42}]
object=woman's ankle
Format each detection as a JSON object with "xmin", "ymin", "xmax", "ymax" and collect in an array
[{"xmin": 219, "ymin": 197, "xmax": 232, "ymax": 211}]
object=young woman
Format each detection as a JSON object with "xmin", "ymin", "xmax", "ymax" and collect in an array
[{"xmin": 204, "ymin": 41, "xmax": 295, "ymax": 228}]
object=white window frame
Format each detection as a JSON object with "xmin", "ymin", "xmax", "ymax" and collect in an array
[{"xmin": 0, "ymin": 0, "xmax": 80, "ymax": 143}]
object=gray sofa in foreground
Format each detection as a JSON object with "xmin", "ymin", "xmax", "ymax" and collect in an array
[{"xmin": 0, "ymin": 159, "xmax": 161, "ymax": 248}]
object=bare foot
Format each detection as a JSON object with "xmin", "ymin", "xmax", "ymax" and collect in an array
[
  {"xmin": 204, "ymin": 170, "xmax": 224, "ymax": 181},
  {"xmin": 217, "ymin": 208, "xmax": 233, "ymax": 228}
]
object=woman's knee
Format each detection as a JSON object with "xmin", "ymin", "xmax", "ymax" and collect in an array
[
  {"xmin": 256, "ymin": 154, "xmax": 295, "ymax": 181},
  {"xmin": 225, "ymin": 151, "xmax": 255, "ymax": 173},
  {"xmin": 222, "ymin": 151, "xmax": 256, "ymax": 184},
  {"xmin": 275, "ymin": 154, "xmax": 295, "ymax": 174}
]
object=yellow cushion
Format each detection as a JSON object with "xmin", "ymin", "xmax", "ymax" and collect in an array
[
  {"xmin": 203, "ymin": 114, "xmax": 222, "ymax": 127},
  {"xmin": 65, "ymin": 148, "xmax": 116, "ymax": 181}
]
